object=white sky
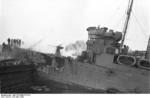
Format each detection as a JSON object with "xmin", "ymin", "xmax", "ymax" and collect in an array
[{"xmin": 0, "ymin": 0, "xmax": 150, "ymax": 53}]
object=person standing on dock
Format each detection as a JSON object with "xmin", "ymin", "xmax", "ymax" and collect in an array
[
  {"xmin": 10, "ymin": 39, "xmax": 13, "ymax": 46},
  {"xmin": 7, "ymin": 38, "xmax": 10, "ymax": 45},
  {"xmin": 2, "ymin": 42, "xmax": 6, "ymax": 52}
]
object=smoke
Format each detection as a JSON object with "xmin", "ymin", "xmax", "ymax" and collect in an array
[{"xmin": 64, "ymin": 40, "xmax": 86, "ymax": 57}]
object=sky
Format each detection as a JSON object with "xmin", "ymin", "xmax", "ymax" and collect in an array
[{"xmin": 0, "ymin": 0, "xmax": 150, "ymax": 54}]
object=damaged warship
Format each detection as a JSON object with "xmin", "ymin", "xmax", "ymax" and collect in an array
[
  {"xmin": 0, "ymin": 0, "xmax": 150, "ymax": 93},
  {"xmin": 35, "ymin": 0, "xmax": 150, "ymax": 93}
]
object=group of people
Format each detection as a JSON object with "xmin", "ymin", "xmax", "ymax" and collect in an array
[
  {"xmin": 1, "ymin": 38, "xmax": 22, "ymax": 53},
  {"xmin": 7, "ymin": 38, "xmax": 22, "ymax": 47}
]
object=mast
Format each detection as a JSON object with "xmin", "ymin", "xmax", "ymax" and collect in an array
[
  {"xmin": 121, "ymin": 0, "xmax": 134, "ymax": 47},
  {"xmin": 145, "ymin": 36, "xmax": 150, "ymax": 60}
]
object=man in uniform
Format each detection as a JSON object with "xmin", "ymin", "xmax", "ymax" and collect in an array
[{"xmin": 113, "ymin": 47, "xmax": 119, "ymax": 64}]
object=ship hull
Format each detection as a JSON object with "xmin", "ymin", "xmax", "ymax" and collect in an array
[
  {"xmin": 35, "ymin": 72, "xmax": 107, "ymax": 93},
  {"xmin": 35, "ymin": 60, "xmax": 150, "ymax": 93}
]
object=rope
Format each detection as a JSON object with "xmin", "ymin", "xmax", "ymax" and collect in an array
[
  {"xmin": 105, "ymin": 0, "xmax": 125, "ymax": 25},
  {"xmin": 113, "ymin": 12, "xmax": 126, "ymax": 30},
  {"xmin": 132, "ymin": 11, "xmax": 148, "ymax": 39}
]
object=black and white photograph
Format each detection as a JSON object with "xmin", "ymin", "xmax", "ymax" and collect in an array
[{"xmin": 0, "ymin": 0, "xmax": 150, "ymax": 95}]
